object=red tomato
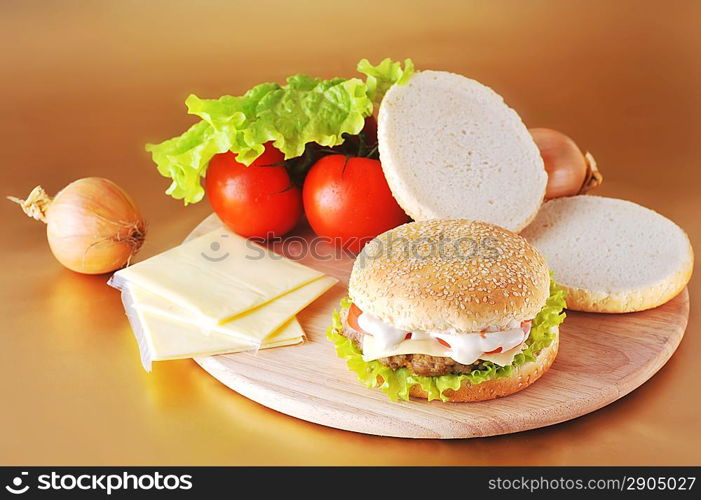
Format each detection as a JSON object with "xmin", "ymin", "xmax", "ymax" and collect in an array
[
  {"xmin": 484, "ymin": 347, "xmax": 503, "ymax": 355},
  {"xmin": 347, "ymin": 302, "xmax": 412, "ymax": 340},
  {"xmin": 437, "ymin": 338, "xmax": 451, "ymax": 348},
  {"xmin": 347, "ymin": 303, "xmax": 365, "ymax": 332},
  {"xmin": 302, "ymin": 155, "xmax": 409, "ymax": 253},
  {"xmin": 521, "ymin": 320, "xmax": 532, "ymax": 334},
  {"xmin": 205, "ymin": 144, "xmax": 303, "ymax": 239}
]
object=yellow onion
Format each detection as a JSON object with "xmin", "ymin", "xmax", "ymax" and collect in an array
[
  {"xmin": 9, "ymin": 178, "xmax": 145, "ymax": 274},
  {"xmin": 530, "ymin": 128, "xmax": 602, "ymax": 199}
]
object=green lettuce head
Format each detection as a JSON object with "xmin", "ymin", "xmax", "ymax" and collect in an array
[
  {"xmin": 327, "ymin": 279, "xmax": 566, "ymax": 402},
  {"xmin": 146, "ymin": 58, "xmax": 415, "ymax": 204}
]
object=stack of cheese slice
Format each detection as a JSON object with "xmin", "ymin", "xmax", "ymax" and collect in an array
[{"xmin": 109, "ymin": 227, "xmax": 337, "ymax": 371}]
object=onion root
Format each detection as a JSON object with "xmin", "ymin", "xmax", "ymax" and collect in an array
[{"xmin": 9, "ymin": 179, "xmax": 146, "ymax": 274}]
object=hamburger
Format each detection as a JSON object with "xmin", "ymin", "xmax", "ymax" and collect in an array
[{"xmin": 327, "ymin": 219, "xmax": 566, "ymax": 402}]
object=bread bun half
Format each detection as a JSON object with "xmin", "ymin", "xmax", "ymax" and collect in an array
[
  {"xmin": 522, "ymin": 195, "xmax": 694, "ymax": 313},
  {"xmin": 377, "ymin": 70, "xmax": 546, "ymax": 232},
  {"xmin": 349, "ymin": 219, "xmax": 550, "ymax": 333},
  {"xmin": 407, "ymin": 330, "xmax": 559, "ymax": 402}
]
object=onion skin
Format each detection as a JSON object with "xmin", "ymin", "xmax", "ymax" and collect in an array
[
  {"xmin": 10, "ymin": 178, "xmax": 145, "ymax": 275},
  {"xmin": 530, "ymin": 128, "xmax": 588, "ymax": 199}
]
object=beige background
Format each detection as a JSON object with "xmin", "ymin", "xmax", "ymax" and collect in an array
[{"xmin": 0, "ymin": 0, "xmax": 698, "ymax": 464}]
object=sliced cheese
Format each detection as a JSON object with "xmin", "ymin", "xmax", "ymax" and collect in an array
[
  {"xmin": 113, "ymin": 228, "xmax": 324, "ymax": 325},
  {"xmin": 362, "ymin": 336, "xmax": 526, "ymax": 367},
  {"xmin": 120, "ymin": 284, "xmax": 303, "ymax": 371},
  {"xmin": 479, "ymin": 343, "xmax": 526, "ymax": 366},
  {"xmin": 363, "ymin": 337, "xmax": 445, "ymax": 361},
  {"xmin": 130, "ymin": 275, "xmax": 336, "ymax": 343}
]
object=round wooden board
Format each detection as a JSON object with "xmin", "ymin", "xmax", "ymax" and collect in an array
[{"xmin": 187, "ymin": 214, "xmax": 689, "ymax": 439}]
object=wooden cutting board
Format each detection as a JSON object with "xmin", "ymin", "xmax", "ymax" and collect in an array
[{"xmin": 186, "ymin": 214, "xmax": 689, "ymax": 439}]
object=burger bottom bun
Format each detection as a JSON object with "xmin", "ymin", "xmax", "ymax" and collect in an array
[{"xmin": 397, "ymin": 331, "xmax": 559, "ymax": 403}]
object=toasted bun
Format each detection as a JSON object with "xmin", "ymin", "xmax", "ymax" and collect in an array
[
  {"xmin": 406, "ymin": 330, "xmax": 559, "ymax": 402},
  {"xmin": 521, "ymin": 195, "xmax": 694, "ymax": 313},
  {"xmin": 349, "ymin": 219, "xmax": 550, "ymax": 333},
  {"xmin": 377, "ymin": 70, "xmax": 546, "ymax": 232}
]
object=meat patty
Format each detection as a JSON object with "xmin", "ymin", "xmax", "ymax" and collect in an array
[{"xmin": 340, "ymin": 308, "xmax": 484, "ymax": 377}]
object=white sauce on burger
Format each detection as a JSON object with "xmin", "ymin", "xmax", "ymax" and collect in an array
[{"xmin": 356, "ymin": 311, "xmax": 530, "ymax": 366}]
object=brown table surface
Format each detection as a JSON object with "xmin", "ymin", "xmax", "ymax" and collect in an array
[{"xmin": 1, "ymin": 0, "xmax": 699, "ymax": 465}]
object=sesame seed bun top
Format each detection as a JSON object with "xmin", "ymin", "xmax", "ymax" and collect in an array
[{"xmin": 349, "ymin": 219, "xmax": 550, "ymax": 333}]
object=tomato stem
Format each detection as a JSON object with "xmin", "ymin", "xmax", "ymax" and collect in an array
[{"xmin": 280, "ymin": 124, "xmax": 380, "ymax": 186}]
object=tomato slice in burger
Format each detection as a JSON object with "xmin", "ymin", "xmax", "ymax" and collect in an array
[
  {"xmin": 437, "ymin": 338, "xmax": 451, "ymax": 348},
  {"xmin": 521, "ymin": 320, "xmax": 532, "ymax": 334},
  {"xmin": 347, "ymin": 303, "xmax": 365, "ymax": 333},
  {"xmin": 484, "ymin": 346, "xmax": 503, "ymax": 355}
]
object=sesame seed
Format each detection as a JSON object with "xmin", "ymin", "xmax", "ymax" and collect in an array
[{"xmin": 348, "ymin": 219, "xmax": 549, "ymax": 332}]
